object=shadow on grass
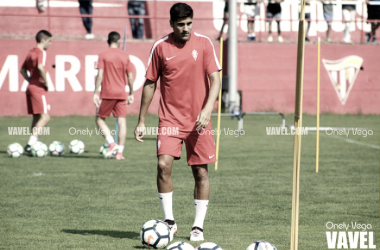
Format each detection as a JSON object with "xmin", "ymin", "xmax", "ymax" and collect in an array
[{"xmin": 61, "ymin": 229, "xmax": 139, "ymax": 239}]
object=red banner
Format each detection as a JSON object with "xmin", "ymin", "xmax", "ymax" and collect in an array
[{"xmin": 0, "ymin": 39, "xmax": 379, "ymax": 116}]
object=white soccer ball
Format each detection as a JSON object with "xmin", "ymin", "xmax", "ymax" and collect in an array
[
  {"xmin": 99, "ymin": 143, "xmax": 115, "ymax": 158},
  {"xmin": 247, "ymin": 241, "xmax": 277, "ymax": 250},
  {"xmin": 7, "ymin": 143, "xmax": 24, "ymax": 158},
  {"xmin": 196, "ymin": 242, "xmax": 223, "ymax": 250},
  {"xmin": 31, "ymin": 142, "xmax": 48, "ymax": 157},
  {"xmin": 99, "ymin": 143, "xmax": 108, "ymax": 154},
  {"xmin": 69, "ymin": 140, "xmax": 85, "ymax": 154},
  {"xmin": 140, "ymin": 219, "xmax": 172, "ymax": 249},
  {"xmin": 49, "ymin": 141, "xmax": 65, "ymax": 156},
  {"xmin": 167, "ymin": 241, "xmax": 195, "ymax": 250}
]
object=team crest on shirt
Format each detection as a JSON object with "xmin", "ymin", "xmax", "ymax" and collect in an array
[{"xmin": 192, "ymin": 49, "xmax": 198, "ymax": 61}]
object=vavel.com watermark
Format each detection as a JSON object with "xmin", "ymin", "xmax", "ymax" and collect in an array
[
  {"xmin": 266, "ymin": 126, "xmax": 309, "ymax": 136},
  {"xmin": 8, "ymin": 127, "xmax": 50, "ymax": 135},
  {"xmin": 326, "ymin": 221, "xmax": 376, "ymax": 249},
  {"xmin": 69, "ymin": 126, "xmax": 180, "ymax": 137}
]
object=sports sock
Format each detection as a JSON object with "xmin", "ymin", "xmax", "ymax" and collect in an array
[
  {"xmin": 192, "ymin": 199, "xmax": 209, "ymax": 229},
  {"xmin": 118, "ymin": 145, "xmax": 124, "ymax": 153},
  {"xmin": 158, "ymin": 192, "xmax": 174, "ymax": 221},
  {"xmin": 27, "ymin": 135, "xmax": 38, "ymax": 146},
  {"xmin": 105, "ymin": 135, "xmax": 114, "ymax": 144}
]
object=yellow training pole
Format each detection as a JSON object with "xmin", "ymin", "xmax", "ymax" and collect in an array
[
  {"xmin": 215, "ymin": 37, "xmax": 223, "ymax": 171},
  {"xmin": 291, "ymin": 0, "xmax": 306, "ymax": 249},
  {"xmin": 316, "ymin": 37, "xmax": 320, "ymax": 173}
]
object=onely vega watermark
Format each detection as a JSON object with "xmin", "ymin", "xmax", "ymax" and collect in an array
[{"xmin": 326, "ymin": 221, "xmax": 376, "ymax": 249}]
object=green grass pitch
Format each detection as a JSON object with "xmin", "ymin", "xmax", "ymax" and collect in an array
[{"xmin": 0, "ymin": 114, "xmax": 379, "ymax": 249}]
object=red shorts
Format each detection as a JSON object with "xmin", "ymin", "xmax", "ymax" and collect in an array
[
  {"xmin": 97, "ymin": 99, "xmax": 127, "ymax": 118},
  {"xmin": 157, "ymin": 128, "xmax": 216, "ymax": 166},
  {"xmin": 26, "ymin": 88, "xmax": 50, "ymax": 114}
]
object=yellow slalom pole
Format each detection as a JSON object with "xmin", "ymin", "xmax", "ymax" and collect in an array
[
  {"xmin": 316, "ymin": 37, "xmax": 320, "ymax": 173},
  {"xmin": 291, "ymin": 0, "xmax": 306, "ymax": 249},
  {"xmin": 215, "ymin": 38, "xmax": 223, "ymax": 171}
]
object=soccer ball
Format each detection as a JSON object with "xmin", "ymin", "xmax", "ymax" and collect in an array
[
  {"xmin": 247, "ymin": 241, "xmax": 277, "ymax": 250},
  {"xmin": 31, "ymin": 142, "xmax": 48, "ymax": 157},
  {"xmin": 49, "ymin": 141, "xmax": 65, "ymax": 156},
  {"xmin": 195, "ymin": 242, "xmax": 223, "ymax": 250},
  {"xmin": 140, "ymin": 219, "xmax": 172, "ymax": 249},
  {"xmin": 99, "ymin": 143, "xmax": 108, "ymax": 154},
  {"xmin": 167, "ymin": 241, "xmax": 195, "ymax": 250},
  {"xmin": 7, "ymin": 143, "xmax": 24, "ymax": 158},
  {"xmin": 99, "ymin": 143, "xmax": 115, "ymax": 158},
  {"xmin": 69, "ymin": 140, "xmax": 85, "ymax": 154}
]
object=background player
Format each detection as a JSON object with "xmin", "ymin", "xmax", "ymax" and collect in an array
[
  {"xmin": 134, "ymin": 3, "xmax": 221, "ymax": 241},
  {"xmin": 20, "ymin": 30, "xmax": 52, "ymax": 153},
  {"xmin": 93, "ymin": 31, "xmax": 134, "ymax": 160}
]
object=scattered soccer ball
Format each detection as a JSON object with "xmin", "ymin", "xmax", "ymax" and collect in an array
[
  {"xmin": 247, "ymin": 241, "xmax": 277, "ymax": 250},
  {"xmin": 196, "ymin": 242, "xmax": 222, "ymax": 250},
  {"xmin": 99, "ymin": 143, "xmax": 115, "ymax": 158},
  {"xmin": 140, "ymin": 219, "xmax": 172, "ymax": 249},
  {"xmin": 99, "ymin": 143, "xmax": 108, "ymax": 154},
  {"xmin": 69, "ymin": 140, "xmax": 85, "ymax": 154},
  {"xmin": 7, "ymin": 143, "xmax": 24, "ymax": 158},
  {"xmin": 49, "ymin": 141, "xmax": 65, "ymax": 156},
  {"xmin": 167, "ymin": 241, "xmax": 195, "ymax": 250},
  {"xmin": 31, "ymin": 142, "xmax": 48, "ymax": 157}
]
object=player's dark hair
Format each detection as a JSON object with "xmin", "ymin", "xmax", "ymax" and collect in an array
[
  {"xmin": 36, "ymin": 30, "xmax": 52, "ymax": 43},
  {"xmin": 170, "ymin": 3, "xmax": 193, "ymax": 23},
  {"xmin": 107, "ymin": 31, "xmax": 120, "ymax": 45}
]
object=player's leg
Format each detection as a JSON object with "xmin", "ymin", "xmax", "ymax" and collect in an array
[
  {"xmin": 185, "ymin": 131, "xmax": 215, "ymax": 241},
  {"xmin": 115, "ymin": 117, "xmax": 126, "ymax": 160},
  {"xmin": 25, "ymin": 91, "xmax": 50, "ymax": 152},
  {"xmin": 113, "ymin": 100, "xmax": 127, "ymax": 160},
  {"xmin": 156, "ymin": 130, "xmax": 184, "ymax": 236},
  {"xmin": 96, "ymin": 99, "xmax": 119, "ymax": 157},
  {"xmin": 157, "ymin": 154, "xmax": 177, "ymax": 235},
  {"xmin": 25, "ymin": 114, "xmax": 50, "ymax": 152}
]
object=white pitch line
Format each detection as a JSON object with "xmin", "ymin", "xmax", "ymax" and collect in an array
[{"xmin": 329, "ymin": 135, "xmax": 380, "ymax": 149}]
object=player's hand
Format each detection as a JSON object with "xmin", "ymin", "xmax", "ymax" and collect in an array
[
  {"xmin": 93, "ymin": 93, "xmax": 100, "ymax": 108},
  {"xmin": 127, "ymin": 94, "xmax": 134, "ymax": 106},
  {"xmin": 135, "ymin": 122, "xmax": 145, "ymax": 142},
  {"xmin": 196, "ymin": 108, "xmax": 212, "ymax": 131}
]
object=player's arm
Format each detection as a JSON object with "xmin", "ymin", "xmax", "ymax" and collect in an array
[
  {"xmin": 127, "ymin": 72, "xmax": 134, "ymax": 105},
  {"xmin": 20, "ymin": 68, "xmax": 30, "ymax": 82},
  {"xmin": 93, "ymin": 69, "xmax": 103, "ymax": 108},
  {"xmin": 37, "ymin": 63, "xmax": 49, "ymax": 90},
  {"xmin": 134, "ymin": 79, "xmax": 157, "ymax": 142},
  {"xmin": 196, "ymin": 71, "xmax": 221, "ymax": 130}
]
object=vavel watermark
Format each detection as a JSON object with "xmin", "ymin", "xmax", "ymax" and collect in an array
[
  {"xmin": 326, "ymin": 221, "xmax": 376, "ymax": 249},
  {"xmin": 69, "ymin": 126, "xmax": 180, "ymax": 137},
  {"xmin": 266, "ymin": 126, "xmax": 308, "ymax": 136},
  {"xmin": 8, "ymin": 127, "xmax": 50, "ymax": 135}
]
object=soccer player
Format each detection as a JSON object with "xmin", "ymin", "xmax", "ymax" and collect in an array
[
  {"xmin": 134, "ymin": 3, "xmax": 222, "ymax": 241},
  {"xmin": 93, "ymin": 31, "xmax": 134, "ymax": 160},
  {"xmin": 20, "ymin": 30, "xmax": 52, "ymax": 153}
]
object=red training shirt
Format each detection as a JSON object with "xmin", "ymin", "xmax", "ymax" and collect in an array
[
  {"xmin": 145, "ymin": 31, "xmax": 222, "ymax": 132},
  {"xmin": 97, "ymin": 48, "xmax": 134, "ymax": 100},
  {"xmin": 21, "ymin": 47, "xmax": 47, "ymax": 91}
]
